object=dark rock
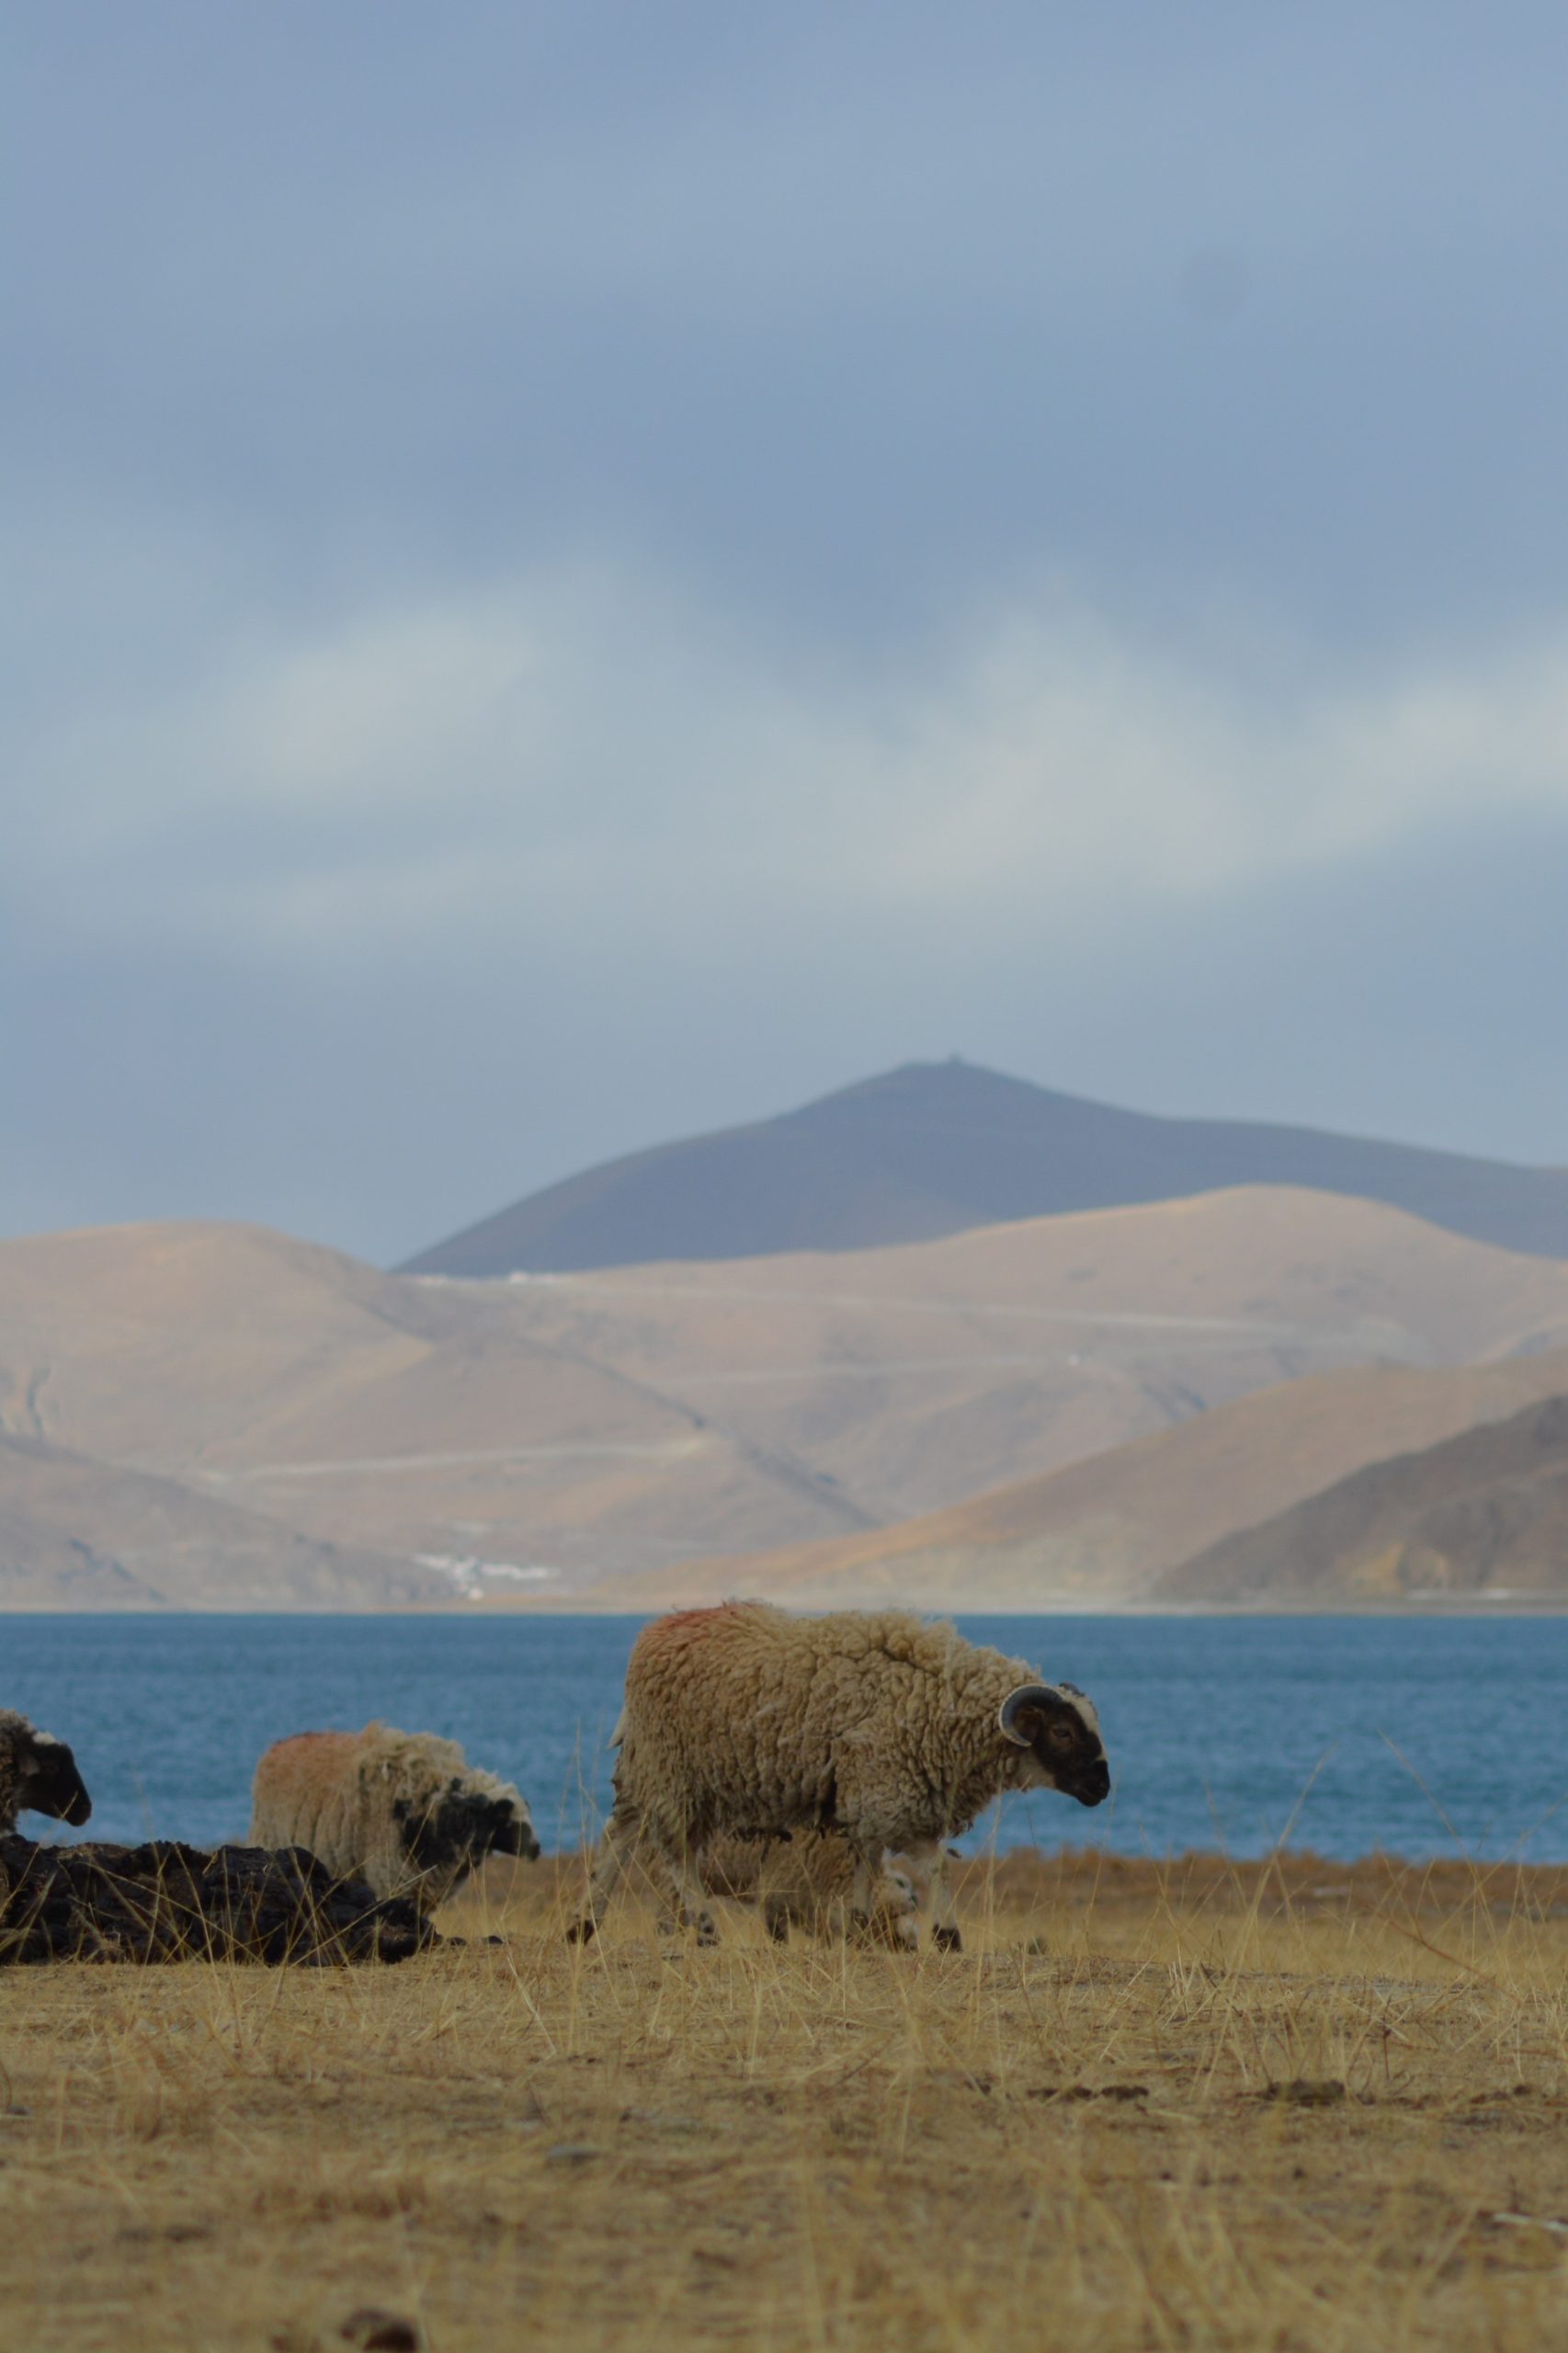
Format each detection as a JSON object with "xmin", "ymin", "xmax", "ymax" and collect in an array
[
  {"xmin": 339, "ymin": 2313, "xmax": 426, "ymax": 2351},
  {"xmin": 0, "ymin": 1836, "xmax": 437, "ymax": 1967}
]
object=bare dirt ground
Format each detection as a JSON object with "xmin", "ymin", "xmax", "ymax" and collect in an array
[{"xmin": 5, "ymin": 1848, "xmax": 1568, "ymax": 2351}]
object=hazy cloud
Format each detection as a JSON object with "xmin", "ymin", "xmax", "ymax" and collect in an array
[
  {"xmin": 11, "ymin": 552, "xmax": 1568, "ymax": 961},
  {"xmin": 5, "ymin": 3, "xmax": 1568, "ymax": 1254}
]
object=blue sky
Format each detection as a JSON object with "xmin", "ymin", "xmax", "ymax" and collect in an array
[{"xmin": 5, "ymin": 5, "xmax": 1567, "ymax": 1262}]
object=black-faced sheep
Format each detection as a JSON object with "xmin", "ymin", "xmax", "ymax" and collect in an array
[
  {"xmin": 0, "ymin": 1709, "xmax": 92, "ymax": 1836},
  {"xmin": 249, "ymin": 1722, "xmax": 539, "ymax": 1913},
  {"xmin": 570, "ymin": 1602, "xmax": 1108, "ymax": 1949}
]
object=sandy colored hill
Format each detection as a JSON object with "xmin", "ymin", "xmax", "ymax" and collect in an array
[
  {"xmin": 584, "ymin": 1349, "xmax": 1568, "ymax": 1610},
  {"xmin": 1153, "ymin": 1391, "xmax": 1568, "ymax": 1603},
  {"xmin": 0, "ymin": 1432, "xmax": 442, "ymax": 1610},
  {"xmin": 402, "ymin": 1057, "xmax": 1568, "ymax": 1273},
  {"xmin": 6, "ymin": 1187, "xmax": 1568, "ymax": 1603}
]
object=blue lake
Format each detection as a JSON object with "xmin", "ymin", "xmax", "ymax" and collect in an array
[{"xmin": 4, "ymin": 1613, "xmax": 1567, "ymax": 1863}]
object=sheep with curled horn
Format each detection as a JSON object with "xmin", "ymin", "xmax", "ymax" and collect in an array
[
  {"xmin": 570, "ymin": 1602, "xmax": 1108, "ymax": 1949},
  {"xmin": 249, "ymin": 1722, "xmax": 539, "ymax": 1913},
  {"xmin": 0, "ymin": 1709, "xmax": 92, "ymax": 1836}
]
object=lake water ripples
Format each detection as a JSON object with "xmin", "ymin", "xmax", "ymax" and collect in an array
[{"xmin": 4, "ymin": 1612, "xmax": 1565, "ymax": 1864}]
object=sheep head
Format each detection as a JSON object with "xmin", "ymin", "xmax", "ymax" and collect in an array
[
  {"xmin": 996, "ymin": 1682, "xmax": 1109, "ymax": 1808},
  {"xmin": 6, "ymin": 1716, "xmax": 93, "ymax": 1829},
  {"xmin": 394, "ymin": 1776, "xmax": 540, "ymax": 1879}
]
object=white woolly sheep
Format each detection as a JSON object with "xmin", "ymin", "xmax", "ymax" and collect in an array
[
  {"xmin": 699, "ymin": 1831, "xmax": 929, "ymax": 1947},
  {"xmin": 0, "ymin": 1709, "xmax": 92, "ymax": 1836},
  {"xmin": 570, "ymin": 1602, "xmax": 1108, "ymax": 1949},
  {"xmin": 249, "ymin": 1722, "xmax": 540, "ymax": 1913}
]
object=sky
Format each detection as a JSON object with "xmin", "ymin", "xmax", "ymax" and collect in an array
[{"xmin": 5, "ymin": 4, "xmax": 1568, "ymax": 1265}]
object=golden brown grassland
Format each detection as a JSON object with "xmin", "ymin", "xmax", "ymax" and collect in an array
[{"xmin": 5, "ymin": 1849, "xmax": 1568, "ymax": 2351}]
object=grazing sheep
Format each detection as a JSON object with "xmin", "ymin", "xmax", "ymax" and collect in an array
[
  {"xmin": 571, "ymin": 1602, "xmax": 1108, "ymax": 1949},
  {"xmin": 249, "ymin": 1722, "xmax": 539, "ymax": 1912},
  {"xmin": 0, "ymin": 1709, "xmax": 92, "ymax": 1836},
  {"xmin": 700, "ymin": 1831, "xmax": 928, "ymax": 1947}
]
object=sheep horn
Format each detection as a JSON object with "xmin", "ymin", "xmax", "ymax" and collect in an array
[{"xmin": 997, "ymin": 1685, "xmax": 1061, "ymax": 1745}]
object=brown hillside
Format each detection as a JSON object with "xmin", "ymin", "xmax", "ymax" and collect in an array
[
  {"xmin": 585, "ymin": 1349, "xmax": 1568, "ymax": 1611},
  {"xmin": 6, "ymin": 1188, "xmax": 1568, "ymax": 1601},
  {"xmin": 0, "ymin": 1432, "xmax": 442, "ymax": 1610},
  {"xmin": 1154, "ymin": 1391, "xmax": 1568, "ymax": 1603}
]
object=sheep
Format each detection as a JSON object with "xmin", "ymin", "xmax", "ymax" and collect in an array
[
  {"xmin": 0, "ymin": 1709, "xmax": 92, "ymax": 1836},
  {"xmin": 699, "ymin": 1831, "xmax": 929, "ymax": 1947},
  {"xmin": 569, "ymin": 1602, "xmax": 1108, "ymax": 1949},
  {"xmin": 249, "ymin": 1722, "xmax": 540, "ymax": 1913}
]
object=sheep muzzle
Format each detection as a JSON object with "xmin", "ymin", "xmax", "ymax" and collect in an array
[
  {"xmin": 1061, "ymin": 1756, "xmax": 1111, "ymax": 1808},
  {"xmin": 488, "ymin": 1807, "xmax": 542, "ymax": 1861}
]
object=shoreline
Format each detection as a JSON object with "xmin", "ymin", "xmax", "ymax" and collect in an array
[{"xmin": 6, "ymin": 1596, "xmax": 1568, "ymax": 1617}]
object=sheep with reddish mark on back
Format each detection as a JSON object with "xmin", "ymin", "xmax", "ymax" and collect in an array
[{"xmin": 570, "ymin": 1602, "xmax": 1108, "ymax": 1950}]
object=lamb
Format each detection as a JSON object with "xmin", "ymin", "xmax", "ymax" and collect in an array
[
  {"xmin": 249, "ymin": 1722, "xmax": 540, "ymax": 1913},
  {"xmin": 0, "ymin": 1709, "xmax": 92, "ymax": 1836},
  {"xmin": 699, "ymin": 1831, "xmax": 929, "ymax": 1947},
  {"xmin": 570, "ymin": 1602, "xmax": 1108, "ymax": 1949}
]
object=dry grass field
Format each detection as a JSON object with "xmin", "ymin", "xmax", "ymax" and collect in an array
[{"xmin": 6, "ymin": 1848, "xmax": 1568, "ymax": 2352}]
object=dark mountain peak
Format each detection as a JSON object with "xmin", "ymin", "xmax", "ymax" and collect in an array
[
  {"xmin": 399, "ymin": 1062, "xmax": 1568, "ymax": 1279},
  {"xmin": 787, "ymin": 1058, "xmax": 1087, "ymax": 1129}
]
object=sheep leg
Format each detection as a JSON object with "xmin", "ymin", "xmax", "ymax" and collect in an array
[
  {"xmin": 846, "ymin": 1839, "xmax": 887, "ymax": 1939},
  {"xmin": 670, "ymin": 1843, "xmax": 720, "ymax": 1947},
  {"xmin": 567, "ymin": 1806, "xmax": 640, "ymax": 1943},
  {"xmin": 904, "ymin": 1839, "xmax": 962, "ymax": 1952}
]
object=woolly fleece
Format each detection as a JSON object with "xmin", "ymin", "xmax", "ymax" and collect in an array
[{"xmin": 249, "ymin": 1722, "xmax": 537, "ymax": 1911}]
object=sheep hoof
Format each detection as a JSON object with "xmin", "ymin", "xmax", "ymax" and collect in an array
[
  {"xmin": 565, "ymin": 1916, "xmax": 597, "ymax": 1945},
  {"xmin": 932, "ymin": 1924, "xmax": 963, "ymax": 1953}
]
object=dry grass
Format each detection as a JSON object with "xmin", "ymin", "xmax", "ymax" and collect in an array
[{"xmin": 6, "ymin": 1848, "xmax": 1568, "ymax": 2351}]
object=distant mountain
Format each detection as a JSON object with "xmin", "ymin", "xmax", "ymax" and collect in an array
[
  {"xmin": 0, "ymin": 1430, "xmax": 444, "ymax": 1611},
  {"xmin": 10, "ymin": 1187, "xmax": 1568, "ymax": 1603},
  {"xmin": 399, "ymin": 1061, "xmax": 1568, "ymax": 1275},
  {"xmin": 588, "ymin": 1348, "xmax": 1568, "ymax": 1613},
  {"xmin": 1154, "ymin": 1392, "xmax": 1568, "ymax": 1604}
]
